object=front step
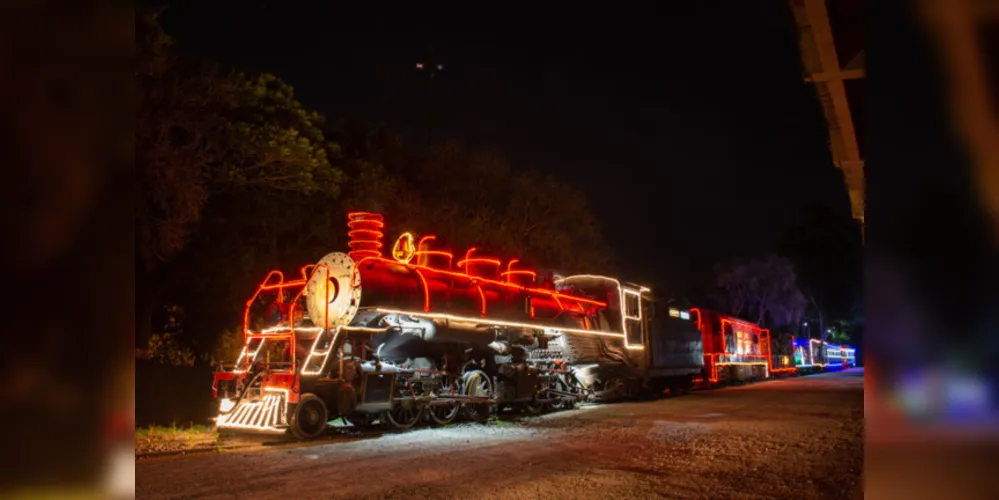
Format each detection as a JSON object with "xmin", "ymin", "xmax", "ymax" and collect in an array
[{"xmin": 216, "ymin": 389, "xmax": 289, "ymax": 433}]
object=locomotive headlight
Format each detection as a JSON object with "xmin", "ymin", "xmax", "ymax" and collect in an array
[
  {"xmin": 679, "ymin": 310, "xmax": 690, "ymax": 320},
  {"xmin": 668, "ymin": 308, "xmax": 680, "ymax": 318}
]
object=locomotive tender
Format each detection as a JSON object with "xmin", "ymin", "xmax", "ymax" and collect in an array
[{"xmin": 211, "ymin": 212, "xmax": 850, "ymax": 439}]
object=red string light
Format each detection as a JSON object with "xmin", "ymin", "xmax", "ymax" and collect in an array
[
  {"xmin": 415, "ymin": 235, "xmax": 452, "ymax": 268},
  {"xmin": 693, "ymin": 309, "xmax": 798, "ymax": 383},
  {"xmin": 347, "ymin": 212, "xmax": 385, "ymax": 260},
  {"xmin": 456, "ymin": 247, "xmax": 502, "ymax": 279},
  {"xmin": 501, "ymin": 259, "xmax": 538, "ymax": 284}
]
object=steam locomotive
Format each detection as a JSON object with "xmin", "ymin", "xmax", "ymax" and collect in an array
[{"xmin": 211, "ymin": 212, "xmax": 853, "ymax": 439}]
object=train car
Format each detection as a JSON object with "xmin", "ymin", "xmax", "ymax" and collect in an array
[
  {"xmin": 644, "ymin": 304, "xmax": 704, "ymax": 396},
  {"xmin": 689, "ymin": 308, "xmax": 773, "ymax": 385},
  {"xmin": 794, "ymin": 338, "xmax": 856, "ymax": 371},
  {"xmin": 212, "ymin": 212, "xmax": 705, "ymax": 438}
]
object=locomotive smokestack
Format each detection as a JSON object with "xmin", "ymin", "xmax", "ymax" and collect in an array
[{"xmin": 347, "ymin": 212, "xmax": 385, "ymax": 260}]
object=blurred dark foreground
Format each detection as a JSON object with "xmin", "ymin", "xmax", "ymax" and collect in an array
[
  {"xmin": 864, "ymin": 0, "xmax": 999, "ymax": 498},
  {"xmin": 0, "ymin": 1, "xmax": 133, "ymax": 497}
]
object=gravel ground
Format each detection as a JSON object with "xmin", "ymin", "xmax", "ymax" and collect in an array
[{"xmin": 137, "ymin": 369, "xmax": 864, "ymax": 499}]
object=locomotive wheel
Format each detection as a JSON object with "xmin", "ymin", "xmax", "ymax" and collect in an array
[
  {"xmin": 462, "ymin": 370, "xmax": 494, "ymax": 422},
  {"xmin": 548, "ymin": 377, "xmax": 577, "ymax": 411},
  {"xmin": 383, "ymin": 401, "xmax": 422, "ymax": 430},
  {"xmin": 289, "ymin": 394, "xmax": 328, "ymax": 440},
  {"xmin": 427, "ymin": 377, "xmax": 461, "ymax": 426},
  {"xmin": 428, "ymin": 400, "xmax": 460, "ymax": 426}
]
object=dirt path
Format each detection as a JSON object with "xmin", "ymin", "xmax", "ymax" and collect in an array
[{"xmin": 137, "ymin": 369, "xmax": 864, "ymax": 499}]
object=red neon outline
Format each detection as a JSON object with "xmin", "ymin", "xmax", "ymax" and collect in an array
[
  {"xmin": 350, "ymin": 224, "xmax": 607, "ymax": 312},
  {"xmin": 475, "ymin": 284, "xmax": 487, "ymax": 316},
  {"xmin": 415, "ymin": 235, "xmax": 453, "ymax": 268},
  {"xmin": 351, "ymin": 256, "xmax": 606, "ymax": 310},
  {"xmin": 501, "ymin": 259, "xmax": 538, "ymax": 284},
  {"xmin": 347, "ymin": 212, "xmax": 385, "ymax": 260},
  {"xmin": 413, "ymin": 269, "xmax": 431, "ymax": 312},
  {"xmin": 456, "ymin": 248, "xmax": 503, "ymax": 280},
  {"xmin": 691, "ymin": 309, "xmax": 796, "ymax": 384}
]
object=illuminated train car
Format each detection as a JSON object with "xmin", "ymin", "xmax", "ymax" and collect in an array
[
  {"xmin": 793, "ymin": 338, "xmax": 856, "ymax": 371},
  {"xmin": 689, "ymin": 308, "xmax": 782, "ymax": 384},
  {"xmin": 212, "ymin": 212, "xmax": 705, "ymax": 438}
]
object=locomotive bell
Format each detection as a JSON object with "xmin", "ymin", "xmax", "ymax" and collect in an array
[{"xmin": 305, "ymin": 252, "xmax": 362, "ymax": 329}]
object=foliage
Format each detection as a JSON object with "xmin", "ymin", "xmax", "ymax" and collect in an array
[
  {"xmin": 779, "ymin": 203, "xmax": 863, "ymax": 334},
  {"xmin": 713, "ymin": 258, "xmax": 754, "ymax": 317},
  {"xmin": 146, "ymin": 333, "xmax": 196, "ymax": 367},
  {"xmin": 713, "ymin": 255, "xmax": 807, "ymax": 328},
  {"xmin": 136, "ymin": 9, "xmax": 345, "ymax": 354},
  {"xmin": 211, "ymin": 328, "xmax": 245, "ymax": 367},
  {"xmin": 135, "ymin": 10, "xmax": 342, "ymax": 272},
  {"xmin": 825, "ymin": 318, "xmax": 854, "ymax": 344},
  {"xmin": 218, "ymin": 72, "xmax": 342, "ymax": 194},
  {"xmin": 135, "ymin": 423, "xmax": 224, "ymax": 456}
]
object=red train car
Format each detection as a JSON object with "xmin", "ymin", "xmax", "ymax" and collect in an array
[{"xmin": 689, "ymin": 308, "xmax": 796, "ymax": 384}]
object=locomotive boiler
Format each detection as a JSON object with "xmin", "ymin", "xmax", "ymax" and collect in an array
[{"xmin": 212, "ymin": 212, "xmax": 707, "ymax": 438}]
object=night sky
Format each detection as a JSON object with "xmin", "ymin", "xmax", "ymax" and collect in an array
[{"xmin": 158, "ymin": 1, "xmax": 854, "ymax": 297}]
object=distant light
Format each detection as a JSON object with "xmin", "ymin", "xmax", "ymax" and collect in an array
[
  {"xmin": 802, "ymin": 322, "xmax": 808, "ymax": 327},
  {"xmin": 437, "ymin": 64, "xmax": 444, "ymax": 70},
  {"xmin": 416, "ymin": 62, "xmax": 424, "ymax": 69},
  {"xmin": 680, "ymin": 311, "xmax": 690, "ymax": 320}
]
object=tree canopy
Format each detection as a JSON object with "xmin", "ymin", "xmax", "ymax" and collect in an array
[
  {"xmin": 712, "ymin": 254, "xmax": 807, "ymax": 330},
  {"xmin": 136, "ymin": 10, "xmax": 341, "ymax": 273},
  {"xmin": 779, "ymin": 202, "xmax": 864, "ymax": 340}
]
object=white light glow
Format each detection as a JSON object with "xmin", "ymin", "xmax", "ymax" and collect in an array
[
  {"xmin": 233, "ymin": 338, "xmax": 267, "ymax": 373},
  {"xmin": 300, "ymin": 328, "xmax": 341, "ymax": 376},
  {"xmin": 217, "ymin": 388, "xmax": 289, "ymax": 433},
  {"xmin": 553, "ymin": 274, "xmax": 648, "ymax": 350},
  {"xmin": 371, "ymin": 307, "xmax": 627, "ymax": 338}
]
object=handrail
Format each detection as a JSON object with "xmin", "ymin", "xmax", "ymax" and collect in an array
[{"xmin": 242, "ymin": 271, "xmax": 309, "ymax": 340}]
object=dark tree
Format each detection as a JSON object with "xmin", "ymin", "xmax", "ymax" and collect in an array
[
  {"xmin": 779, "ymin": 203, "xmax": 864, "ymax": 340},
  {"xmin": 713, "ymin": 255, "xmax": 807, "ymax": 331},
  {"xmin": 136, "ymin": 10, "xmax": 343, "ymax": 354}
]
